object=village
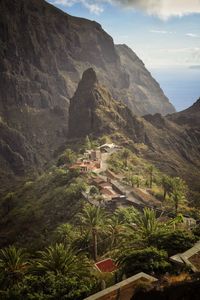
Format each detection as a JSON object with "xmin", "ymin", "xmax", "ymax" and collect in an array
[
  {"xmin": 62, "ymin": 142, "xmax": 200, "ymax": 300},
  {"xmin": 68, "ymin": 142, "xmax": 197, "ymax": 230}
]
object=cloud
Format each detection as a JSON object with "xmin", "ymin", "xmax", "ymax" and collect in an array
[
  {"xmin": 50, "ymin": 0, "xmax": 200, "ymax": 19},
  {"xmin": 110, "ymin": 0, "xmax": 200, "ymax": 19},
  {"xmin": 158, "ymin": 47, "xmax": 200, "ymax": 54},
  {"xmin": 51, "ymin": 0, "xmax": 104, "ymax": 14},
  {"xmin": 186, "ymin": 33, "xmax": 199, "ymax": 38},
  {"xmin": 53, "ymin": 0, "xmax": 77, "ymax": 6},
  {"xmin": 150, "ymin": 30, "xmax": 169, "ymax": 34},
  {"xmin": 83, "ymin": 2, "xmax": 104, "ymax": 14}
]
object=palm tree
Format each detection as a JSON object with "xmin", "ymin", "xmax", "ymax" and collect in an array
[
  {"xmin": 127, "ymin": 175, "xmax": 142, "ymax": 188},
  {"xmin": 34, "ymin": 243, "xmax": 89, "ymax": 278},
  {"xmin": 161, "ymin": 175, "xmax": 172, "ymax": 201},
  {"xmin": 171, "ymin": 189, "xmax": 185, "ymax": 215},
  {"xmin": 135, "ymin": 176, "xmax": 141, "ymax": 188},
  {"xmin": 121, "ymin": 149, "xmax": 131, "ymax": 168},
  {"xmin": 114, "ymin": 207, "xmax": 139, "ymax": 225},
  {"xmin": 84, "ymin": 135, "xmax": 92, "ymax": 150},
  {"xmin": 167, "ymin": 213, "xmax": 184, "ymax": 230},
  {"xmin": 108, "ymin": 215, "xmax": 126, "ymax": 249},
  {"xmin": 77, "ymin": 204, "xmax": 108, "ymax": 261},
  {"xmin": 133, "ymin": 208, "xmax": 161, "ymax": 239},
  {"xmin": 0, "ymin": 246, "xmax": 29, "ymax": 288},
  {"xmin": 148, "ymin": 165, "xmax": 154, "ymax": 188},
  {"xmin": 54, "ymin": 223, "xmax": 79, "ymax": 245},
  {"xmin": 169, "ymin": 177, "xmax": 187, "ymax": 215}
]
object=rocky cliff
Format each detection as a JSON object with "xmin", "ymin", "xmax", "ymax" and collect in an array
[
  {"xmin": 68, "ymin": 68, "xmax": 146, "ymax": 142},
  {"xmin": 0, "ymin": 0, "xmax": 175, "ymax": 180}
]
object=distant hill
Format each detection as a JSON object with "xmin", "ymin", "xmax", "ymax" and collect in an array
[{"xmin": 168, "ymin": 98, "xmax": 200, "ymax": 127}]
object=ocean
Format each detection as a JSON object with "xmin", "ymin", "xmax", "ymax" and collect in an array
[{"xmin": 150, "ymin": 67, "xmax": 200, "ymax": 112}]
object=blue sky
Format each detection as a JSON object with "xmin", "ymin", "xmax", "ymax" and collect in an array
[{"xmin": 47, "ymin": 0, "xmax": 200, "ymax": 68}]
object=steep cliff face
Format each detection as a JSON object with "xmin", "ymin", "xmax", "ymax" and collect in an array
[
  {"xmin": 115, "ymin": 45, "xmax": 174, "ymax": 115},
  {"xmin": 0, "ymin": 0, "xmax": 175, "ymax": 179}
]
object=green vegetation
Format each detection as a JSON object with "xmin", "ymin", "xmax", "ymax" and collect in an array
[
  {"xmin": 77, "ymin": 204, "xmax": 109, "ymax": 261},
  {"xmin": 0, "ymin": 202, "xmax": 198, "ymax": 299},
  {"xmin": 108, "ymin": 148, "xmax": 191, "ymax": 215},
  {"xmin": 0, "ymin": 166, "xmax": 87, "ymax": 250},
  {"xmin": 118, "ymin": 247, "xmax": 170, "ymax": 277},
  {"xmin": 0, "ymin": 143, "xmax": 199, "ymax": 299},
  {"xmin": 148, "ymin": 230, "xmax": 197, "ymax": 256},
  {"xmin": 57, "ymin": 149, "xmax": 77, "ymax": 167}
]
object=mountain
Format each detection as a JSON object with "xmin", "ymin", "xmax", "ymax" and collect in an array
[
  {"xmin": 167, "ymin": 98, "xmax": 200, "ymax": 127},
  {"xmin": 0, "ymin": 0, "xmax": 175, "ymax": 182},
  {"xmin": 68, "ymin": 68, "xmax": 146, "ymax": 142},
  {"xmin": 115, "ymin": 45, "xmax": 173, "ymax": 115},
  {"xmin": 69, "ymin": 68, "xmax": 200, "ymax": 191}
]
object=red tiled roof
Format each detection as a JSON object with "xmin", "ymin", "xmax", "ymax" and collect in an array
[{"xmin": 95, "ymin": 258, "xmax": 118, "ymax": 273}]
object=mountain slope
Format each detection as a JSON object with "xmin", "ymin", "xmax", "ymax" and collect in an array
[
  {"xmin": 0, "ymin": 0, "xmax": 174, "ymax": 180},
  {"xmin": 167, "ymin": 98, "xmax": 200, "ymax": 127},
  {"xmin": 69, "ymin": 68, "xmax": 200, "ymax": 191}
]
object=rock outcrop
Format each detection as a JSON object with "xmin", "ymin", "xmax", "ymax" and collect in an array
[{"xmin": 68, "ymin": 68, "xmax": 146, "ymax": 143}]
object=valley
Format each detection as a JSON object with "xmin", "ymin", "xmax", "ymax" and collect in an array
[{"xmin": 0, "ymin": 0, "xmax": 199, "ymax": 299}]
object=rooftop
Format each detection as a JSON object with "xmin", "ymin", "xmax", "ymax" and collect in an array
[{"xmin": 95, "ymin": 258, "xmax": 118, "ymax": 273}]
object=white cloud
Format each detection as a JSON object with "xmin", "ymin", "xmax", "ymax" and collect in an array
[
  {"xmin": 110, "ymin": 0, "xmax": 200, "ymax": 20},
  {"xmin": 83, "ymin": 1, "xmax": 104, "ymax": 14},
  {"xmin": 150, "ymin": 30, "xmax": 169, "ymax": 34},
  {"xmin": 159, "ymin": 47, "xmax": 200, "ymax": 53},
  {"xmin": 186, "ymin": 33, "xmax": 199, "ymax": 38},
  {"xmin": 51, "ymin": 0, "xmax": 104, "ymax": 14},
  {"xmin": 50, "ymin": 0, "xmax": 200, "ymax": 19},
  {"xmin": 53, "ymin": 0, "xmax": 77, "ymax": 6}
]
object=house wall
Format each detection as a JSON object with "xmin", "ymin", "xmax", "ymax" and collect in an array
[{"xmin": 84, "ymin": 273, "xmax": 157, "ymax": 300}]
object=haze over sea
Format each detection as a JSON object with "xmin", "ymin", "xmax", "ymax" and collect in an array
[{"xmin": 150, "ymin": 67, "xmax": 200, "ymax": 112}]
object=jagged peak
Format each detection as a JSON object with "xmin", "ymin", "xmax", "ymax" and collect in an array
[{"xmin": 78, "ymin": 68, "xmax": 98, "ymax": 90}]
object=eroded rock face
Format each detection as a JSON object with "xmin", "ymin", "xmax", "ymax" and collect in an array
[{"xmin": 0, "ymin": 0, "xmax": 175, "ymax": 179}]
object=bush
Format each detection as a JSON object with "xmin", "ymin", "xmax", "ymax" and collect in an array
[
  {"xmin": 118, "ymin": 247, "xmax": 170, "ymax": 277},
  {"xmin": 148, "ymin": 230, "xmax": 197, "ymax": 256},
  {"xmin": 57, "ymin": 149, "xmax": 76, "ymax": 167}
]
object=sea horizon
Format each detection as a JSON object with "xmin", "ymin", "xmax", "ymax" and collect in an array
[{"xmin": 150, "ymin": 66, "xmax": 200, "ymax": 112}]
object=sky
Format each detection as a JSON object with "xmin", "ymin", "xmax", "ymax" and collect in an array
[{"xmin": 46, "ymin": 0, "xmax": 200, "ymax": 110}]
